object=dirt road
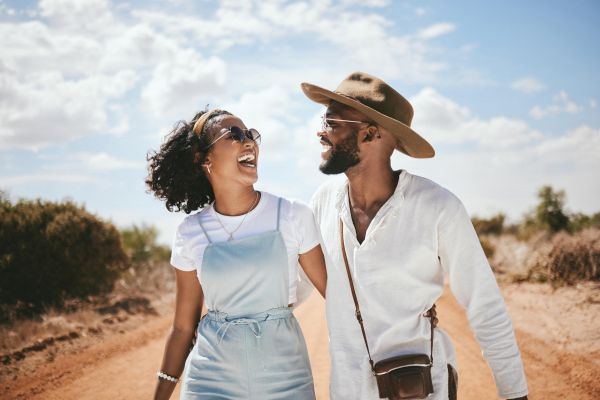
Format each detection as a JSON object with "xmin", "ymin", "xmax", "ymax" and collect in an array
[{"xmin": 5, "ymin": 287, "xmax": 599, "ymax": 399}]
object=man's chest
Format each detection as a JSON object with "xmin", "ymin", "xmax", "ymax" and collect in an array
[{"xmin": 319, "ymin": 211, "xmax": 441, "ymax": 282}]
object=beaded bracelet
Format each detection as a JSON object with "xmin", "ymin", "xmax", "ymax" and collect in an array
[{"xmin": 157, "ymin": 371, "xmax": 178, "ymax": 383}]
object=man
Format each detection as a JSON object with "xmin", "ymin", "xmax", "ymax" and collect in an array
[{"xmin": 301, "ymin": 72, "xmax": 528, "ymax": 400}]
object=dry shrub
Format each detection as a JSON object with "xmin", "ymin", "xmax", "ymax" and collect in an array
[
  {"xmin": 530, "ymin": 229, "xmax": 600, "ymax": 286},
  {"xmin": 489, "ymin": 229, "xmax": 600, "ymax": 285},
  {"xmin": 479, "ymin": 237, "xmax": 496, "ymax": 259},
  {"xmin": 486, "ymin": 233, "xmax": 540, "ymax": 281}
]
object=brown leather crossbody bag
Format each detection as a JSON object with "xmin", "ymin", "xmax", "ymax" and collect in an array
[{"xmin": 340, "ymin": 220, "xmax": 435, "ymax": 400}]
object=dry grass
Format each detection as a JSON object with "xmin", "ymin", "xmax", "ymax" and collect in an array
[
  {"xmin": 488, "ymin": 228, "xmax": 600, "ymax": 286},
  {"xmin": 0, "ymin": 261, "xmax": 175, "ymax": 357}
]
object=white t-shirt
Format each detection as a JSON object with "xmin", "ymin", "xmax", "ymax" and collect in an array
[{"xmin": 170, "ymin": 191, "xmax": 320, "ymax": 304}]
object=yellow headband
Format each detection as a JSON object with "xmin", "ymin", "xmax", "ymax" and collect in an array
[{"xmin": 192, "ymin": 110, "xmax": 218, "ymax": 137}]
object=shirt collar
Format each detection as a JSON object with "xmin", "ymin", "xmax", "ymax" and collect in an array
[{"xmin": 334, "ymin": 169, "xmax": 410, "ymax": 213}]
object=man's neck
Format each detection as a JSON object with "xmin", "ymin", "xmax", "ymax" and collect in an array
[
  {"xmin": 344, "ymin": 160, "xmax": 398, "ymax": 243},
  {"xmin": 345, "ymin": 161, "xmax": 398, "ymax": 213}
]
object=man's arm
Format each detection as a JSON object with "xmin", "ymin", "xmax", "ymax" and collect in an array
[{"xmin": 438, "ymin": 199, "xmax": 529, "ymax": 400}]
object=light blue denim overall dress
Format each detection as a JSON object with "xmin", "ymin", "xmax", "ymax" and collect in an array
[{"xmin": 179, "ymin": 198, "xmax": 316, "ymax": 399}]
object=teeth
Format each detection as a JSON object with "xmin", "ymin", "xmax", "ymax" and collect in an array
[
  {"xmin": 322, "ymin": 144, "xmax": 332, "ymax": 150},
  {"xmin": 238, "ymin": 153, "xmax": 255, "ymax": 162}
]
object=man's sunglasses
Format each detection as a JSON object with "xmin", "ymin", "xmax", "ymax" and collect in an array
[
  {"xmin": 205, "ymin": 126, "xmax": 261, "ymax": 149},
  {"xmin": 320, "ymin": 116, "xmax": 370, "ymax": 133}
]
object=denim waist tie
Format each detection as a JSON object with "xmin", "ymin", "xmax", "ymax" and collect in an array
[{"xmin": 207, "ymin": 307, "xmax": 293, "ymax": 344}]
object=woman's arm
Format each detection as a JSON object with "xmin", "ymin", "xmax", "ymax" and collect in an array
[
  {"xmin": 298, "ymin": 244, "xmax": 327, "ymax": 298},
  {"xmin": 153, "ymin": 269, "xmax": 204, "ymax": 400}
]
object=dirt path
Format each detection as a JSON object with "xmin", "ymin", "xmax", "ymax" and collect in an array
[{"xmin": 4, "ymin": 287, "xmax": 599, "ymax": 399}]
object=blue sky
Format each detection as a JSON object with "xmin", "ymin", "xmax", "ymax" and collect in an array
[{"xmin": 1, "ymin": 0, "xmax": 599, "ymax": 243}]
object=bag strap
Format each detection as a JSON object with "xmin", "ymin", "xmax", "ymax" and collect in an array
[
  {"xmin": 339, "ymin": 219, "xmax": 435, "ymax": 371},
  {"xmin": 340, "ymin": 219, "xmax": 376, "ymax": 372}
]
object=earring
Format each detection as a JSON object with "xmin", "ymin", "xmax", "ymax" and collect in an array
[{"xmin": 205, "ymin": 165, "xmax": 211, "ymax": 175}]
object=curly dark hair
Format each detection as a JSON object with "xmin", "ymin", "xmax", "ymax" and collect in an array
[{"xmin": 145, "ymin": 109, "xmax": 232, "ymax": 213}]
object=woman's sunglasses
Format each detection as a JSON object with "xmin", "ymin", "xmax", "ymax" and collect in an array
[{"xmin": 205, "ymin": 126, "xmax": 261, "ymax": 149}]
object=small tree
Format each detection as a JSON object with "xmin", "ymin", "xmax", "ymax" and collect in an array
[{"xmin": 533, "ymin": 186, "xmax": 570, "ymax": 233}]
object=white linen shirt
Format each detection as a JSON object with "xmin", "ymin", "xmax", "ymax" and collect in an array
[{"xmin": 310, "ymin": 170, "xmax": 528, "ymax": 400}]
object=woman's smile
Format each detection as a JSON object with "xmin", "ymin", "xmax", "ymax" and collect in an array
[{"xmin": 237, "ymin": 151, "xmax": 257, "ymax": 169}]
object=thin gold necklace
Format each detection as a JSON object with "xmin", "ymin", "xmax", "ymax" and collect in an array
[{"xmin": 213, "ymin": 191, "xmax": 260, "ymax": 241}]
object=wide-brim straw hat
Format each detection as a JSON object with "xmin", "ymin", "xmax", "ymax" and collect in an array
[{"xmin": 301, "ymin": 72, "xmax": 435, "ymax": 158}]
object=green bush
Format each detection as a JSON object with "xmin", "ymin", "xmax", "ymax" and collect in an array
[
  {"xmin": 0, "ymin": 198, "xmax": 128, "ymax": 312},
  {"xmin": 120, "ymin": 224, "xmax": 170, "ymax": 267},
  {"xmin": 570, "ymin": 212, "xmax": 600, "ymax": 232},
  {"xmin": 472, "ymin": 213, "xmax": 505, "ymax": 236}
]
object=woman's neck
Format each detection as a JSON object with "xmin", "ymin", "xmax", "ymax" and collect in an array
[{"xmin": 212, "ymin": 185, "xmax": 259, "ymax": 216}]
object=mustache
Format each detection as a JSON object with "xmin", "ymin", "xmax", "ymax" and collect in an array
[{"xmin": 319, "ymin": 135, "xmax": 333, "ymax": 145}]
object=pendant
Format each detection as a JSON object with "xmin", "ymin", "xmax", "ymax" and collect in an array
[{"xmin": 228, "ymin": 234, "xmax": 234, "ymax": 241}]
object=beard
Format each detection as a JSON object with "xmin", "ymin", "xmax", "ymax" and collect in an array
[{"xmin": 319, "ymin": 130, "xmax": 360, "ymax": 175}]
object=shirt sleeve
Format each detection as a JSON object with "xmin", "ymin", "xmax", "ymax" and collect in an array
[
  {"xmin": 438, "ymin": 199, "xmax": 528, "ymax": 399},
  {"xmin": 291, "ymin": 200, "xmax": 321, "ymax": 255},
  {"xmin": 170, "ymin": 219, "xmax": 196, "ymax": 271}
]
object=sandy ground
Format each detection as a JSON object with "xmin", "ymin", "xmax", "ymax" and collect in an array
[{"xmin": 3, "ymin": 284, "xmax": 600, "ymax": 400}]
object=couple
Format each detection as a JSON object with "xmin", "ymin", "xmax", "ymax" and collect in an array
[{"xmin": 147, "ymin": 72, "xmax": 529, "ymax": 400}]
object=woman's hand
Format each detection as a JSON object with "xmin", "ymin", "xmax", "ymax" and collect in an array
[{"xmin": 298, "ymin": 244, "xmax": 327, "ymax": 298}]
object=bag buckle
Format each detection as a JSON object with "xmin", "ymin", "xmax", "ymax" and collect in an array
[{"xmin": 355, "ymin": 309, "xmax": 363, "ymax": 322}]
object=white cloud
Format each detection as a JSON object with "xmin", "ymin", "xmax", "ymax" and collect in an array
[
  {"xmin": 410, "ymin": 87, "xmax": 542, "ymax": 148},
  {"xmin": 0, "ymin": 3, "xmax": 16, "ymax": 16},
  {"xmin": 590, "ymin": 98, "xmax": 598, "ymax": 109},
  {"xmin": 0, "ymin": 65, "xmax": 138, "ymax": 150},
  {"xmin": 338, "ymin": 0, "xmax": 390, "ymax": 7},
  {"xmin": 222, "ymin": 86, "xmax": 294, "ymax": 163},
  {"xmin": 70, "ymin": 152, "xmax": 143, "ymax": 171},
  {"xmin": 1, "ymin": 173, "xmax": 92, "ymax": 186},
  {"xmin": 1, "ymin": 151, "xmax": 142, "ymax": 191},
  {"xmin": 511, "ymin": 77, "xmax": 545, "ymax": 93},
  {"xmin": 9, "ymin": 0, "xmax": 445, "ymax": 151},
  {"xmin": 418, "ymin": 23, "xmax": 456, "ymax": 40},
  {"xmin": 415, "ymin": 7, "xmax": 427, "ymax": 16},
  {"xmin": 530, "ymin": 104, "xmax": 559, "ymax": 119},
  {"xmin": 133, "ymin": 1, "xmax": 452, "ymax": 83},
  {"xmin": 141, "ymin": 49, "xmax": 227, "ymax": 115},
  {"xmin": 530, "ymin": 91, "xmax": 580, "ymax": 119},
  {"xmin": 398, "ymin": 88, "xmax": 600, "ymax": 219},
  {"xmin": 39, "ymin": 0, "xmax": 113, "ymax": 32},
  {"xmin": 534, "ymin": 125, "xmax": 600, "ymax": 165},
  {"xmin": 0, "ymin": 0, "xmax": 229, "ymax": 150},
  {"xmin": 459, "ymin": 43, "xmax": 478, "ymax": 53}
]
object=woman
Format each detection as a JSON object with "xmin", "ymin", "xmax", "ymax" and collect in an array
[{"xmin": 146, "ymin": 109, "xmax": 327, "ymax": 400}]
